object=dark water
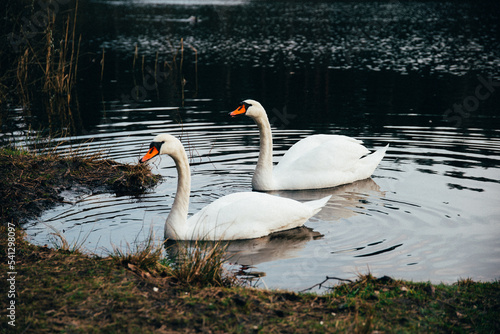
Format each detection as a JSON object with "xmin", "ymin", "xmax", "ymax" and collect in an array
[{"xmin": 18, "ymin": 0, "xmax": 500, "ymax": 291}]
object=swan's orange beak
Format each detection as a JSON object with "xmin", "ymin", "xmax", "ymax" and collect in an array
[
  {"xmin": 230, "ymin": 104, "xmax": 247, "ymax": 117},
  {"xmin": 139, "ymin": 146, "xmax": 159, "ymax": 163}
]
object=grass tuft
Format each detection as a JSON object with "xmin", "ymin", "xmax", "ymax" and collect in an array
[
  {"xmin": 168, "ymin": 239, "xmax": 236, "ymax": 288},
  {"xmin": 46, "ymin": 223, "xmax": 91, "ymax": 254},
  {"xmin": 109, "ymin": 227, "xmax": 168, "ymax": 274}
]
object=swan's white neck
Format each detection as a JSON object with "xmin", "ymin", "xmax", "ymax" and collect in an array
[
  {"xmin": 252, "ymin": 113, "xmax": 275, "ymax": 190},
  {"xmin": 165, "ymin": 147, "xmax": 191, "ymax": 238}
]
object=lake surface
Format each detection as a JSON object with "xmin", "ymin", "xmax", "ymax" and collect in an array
[{"xmin": 17, "ymin": 0, "xmax": 500, "ymax": 291}]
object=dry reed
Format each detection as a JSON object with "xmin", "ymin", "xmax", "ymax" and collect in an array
[{"xmin": 6, "ymin": 1, "xmax": 82, "ymax": 136}]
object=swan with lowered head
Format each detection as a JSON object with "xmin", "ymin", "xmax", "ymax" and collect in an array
[
  {"xmin": 230, "ymin": 99, "xmax": 388, "ymax": 191},
  {"xmin": 139, "ymin": 134, "xmax": 331, "ymax": 241}
]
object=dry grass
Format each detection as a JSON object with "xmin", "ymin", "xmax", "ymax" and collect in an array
[
  {"xmin": 109, "ymin": 227, "xmax": 168, "ymax": 273},
  {"xmin": 2, "ymin": 1, "xmax": 82, "ymax": 136},
  {"xmin": 46, "ymin": 224, "xmax": 91, "ymax": 254},
  {"xmin": 1, "ymin": 226, "xmax": 499, "ymax": 333},
  {"xmin": 0, "ymin": 145, "xmax": 161, "ymax": 226},
  {"xmin": 5, "ymin": 227, "xmax": 499, "ymax": 333},
  {"xmin": 167, "ymin": 239, "xmax": 235, "ymax": 288},
  {"xmin": 107, "ymin": 229, "xmax": 235, "ymax": 290}
]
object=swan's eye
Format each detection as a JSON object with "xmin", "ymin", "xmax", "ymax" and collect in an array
[
  {"xmin": 242, "ymin": 102, "xmax": 252, "ymax": 109},
  {"xmin": 149, "ymin": 141, "xmax": 163, "ymax": 152}
]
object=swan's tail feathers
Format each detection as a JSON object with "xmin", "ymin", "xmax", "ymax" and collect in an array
[
  {"xmin": 360, "ymin": 144, "xmax": 389, "ymax": 168},
  {"xmin": 304, "ymin": 195, "xmax": 332, "ymax": 215}
]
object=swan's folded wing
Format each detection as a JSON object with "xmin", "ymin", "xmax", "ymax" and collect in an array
[
  {"xmin": 273, "ymin": 135, "xmax": 374, "ymax": 189},
  {"xmin": 276, "ymin": 134, "xmax": 369, "ymax": 171},
  {"xmin": 187, "ymin": 192, "xmax": 317, "ymax": 240}
]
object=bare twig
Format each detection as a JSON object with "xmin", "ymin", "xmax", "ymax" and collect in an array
[{"xmin": 300, "ymin": 276, "xmax": 353, "ymax": 293}]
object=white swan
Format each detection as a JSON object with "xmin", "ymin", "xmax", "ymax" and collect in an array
[
  {"xmin": 230, "ymin": 99, "xmax": 388, "ymax": 191},
  {"xmin": 139, "ymin": 134, "xmax": 330, "ymax": 241}
]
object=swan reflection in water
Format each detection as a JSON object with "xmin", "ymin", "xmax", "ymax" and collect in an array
[
  {"xmin": 165, "ymin": 177, "xmax": 384, "ymax": 278},
  {"xmin": 269, "ymin": 177, "xmax": 384, "ymax": 221},
  {"xmin": 165, "ymin": 226, "xmax": 322, "ymax": 279}
]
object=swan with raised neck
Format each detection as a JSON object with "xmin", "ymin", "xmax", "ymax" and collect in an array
[
  {"xmin": 230, "ymin": 99, "xmax": 388, "ymax": 191},
  {"xmin": 140, "ymin": 133, "xmax": 331, "ymax": 240}
]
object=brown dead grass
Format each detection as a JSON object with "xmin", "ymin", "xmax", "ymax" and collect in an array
[{"xmin": 0, "ymin": 146, "xmax": 160, "ymax": 226}]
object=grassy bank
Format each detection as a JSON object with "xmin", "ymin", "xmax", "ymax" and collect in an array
[
  {"xmin": 1, "ymin": 147, "xmax": 499, "ymax": 333},
  {"xmin": 1, "ymin": 229, "xmax": 499, "ymax": 333}
]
